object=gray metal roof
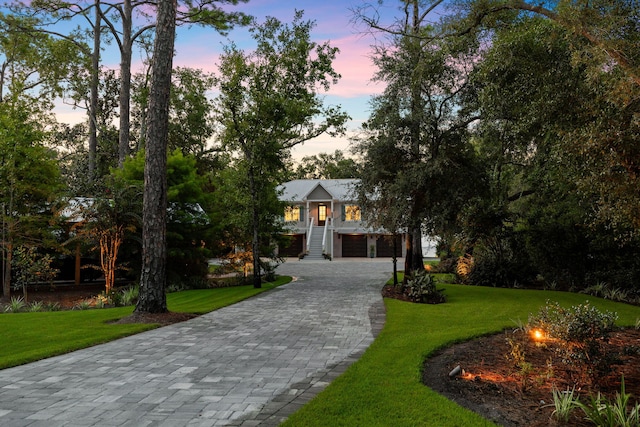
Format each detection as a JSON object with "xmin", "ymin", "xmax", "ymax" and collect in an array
[{"xmin": 277, "ymin": 179, "xmax": 359, "ymax": 202}]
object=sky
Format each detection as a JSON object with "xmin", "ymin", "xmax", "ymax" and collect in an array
[{"xmin": 51, "ymin": 0, "xmax": 411, "ymax": 161}]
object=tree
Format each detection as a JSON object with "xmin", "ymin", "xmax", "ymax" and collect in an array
[
  {"xmin": 215, "ymin": 11, "xmax": 349, "ymax": 288},
  {"xmin": 135, "ymin": 0, "xmax": 176, "ymax": 314},
  {"xmin": 19, "ymin": 0, "xmax": 251, "ymax": 168},
  {"xmin": 12, "ymin": 246, "xmax": 58, "ymax": 301},
  {"xmin": 456, "ymin": 13, "xmax": 640, "ymax": 289},
  {"xmin": 291, "ymin": 150, "xmax": 361, "ymax": 180},
  {"xmin": 453, "ymin": 0, "xmax": 640, "ymax": 87},
  {"xmin": 168, "ymin": 67, "xmax": 216, "ymax": 157},
  {"xmin": 133, "ymin": 66, "xmax": 218, "ymax": 163},
  {"xmin": 115, "ymin": 149, "xmax": 218, "ymax": 285},
  {"xmin": 354, "ymin": 0, "xmax": 481, "ymax": 277},
  {"xmin": 0, "ymin": 11, "xmax": 84, "ymax": 106},
  {"xmin": 0, "ymin": 104, "xmax": 64, "ymax": 297},
  {"xmin": 72, "ymin": 183, "xmax": 141, "ymax": 295}
]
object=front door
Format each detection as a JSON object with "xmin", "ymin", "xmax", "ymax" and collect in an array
[{"xmin": 318, "ymin": 205, "xmax": 327, "ymax": 226}]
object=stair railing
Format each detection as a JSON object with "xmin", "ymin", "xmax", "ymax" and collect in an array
[
  {"xmin": 322, "ymin": 217, "xmax": 331, "ymax": 256},
  {"xmin": 306, "ymin": 216, "xmax": 315, "ymax": 253}
]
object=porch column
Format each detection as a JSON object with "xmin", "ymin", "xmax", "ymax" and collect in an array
[{"xmin": 330, "ymin": 200, "xmax": 334, "ymax": 223}]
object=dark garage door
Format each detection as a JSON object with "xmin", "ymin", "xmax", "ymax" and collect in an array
[
  {"xmin": 376, "ymin": 235, "xmax": 402, "ymax": 257},
  {"xmin": 342, "ymin": 234, "xmax": 367, "ymax": 257},
  {"xmin": 280, "ymin": 234, "xmax": 303, "ymax": 257}
]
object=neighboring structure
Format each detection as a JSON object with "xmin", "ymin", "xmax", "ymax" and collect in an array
[{"xmin": 277, "ymin": 179, "xmax": 405, "ymax": 260}]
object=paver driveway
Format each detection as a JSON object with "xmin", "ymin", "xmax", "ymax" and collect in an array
[{"xmin": 0, "ymin": 259, "xmax": 392, "ymax": 426}]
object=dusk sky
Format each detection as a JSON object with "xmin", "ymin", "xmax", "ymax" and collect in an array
[{"xmin": 50, "ymin": 1, "xmax": 416, "ymax": 161}]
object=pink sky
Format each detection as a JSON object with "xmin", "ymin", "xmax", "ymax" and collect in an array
[{"xmin": 47, "ymin": 1, "xmax": 397, "ymax": 160}]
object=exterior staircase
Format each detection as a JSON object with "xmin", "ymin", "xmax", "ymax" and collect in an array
[{"xmin": 304, "ymin": 226, "xmax": 326, "ymax": 260}]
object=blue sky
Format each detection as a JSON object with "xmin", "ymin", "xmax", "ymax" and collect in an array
[
  {"xmin": 2, "ymin": 1, "xmax": 456, "ymax": 159},
  {"xmin": 173, "ymin": 0, "xmax": 389, "ymax": 159},
  {"xmin": 43, "ymin": 0, "xmax": 410, "ymax": 160}
]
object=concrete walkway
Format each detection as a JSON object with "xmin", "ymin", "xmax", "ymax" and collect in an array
[{"xmin": 0, "ymin": 259, "xmax": 393, "ymax": 427}]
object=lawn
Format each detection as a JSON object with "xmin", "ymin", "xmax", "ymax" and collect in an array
[
  {"xmin": 0, "ymin": 276, "xmax": 291, "ymax": 370},
  {"xmin": 281, "ymin": 283, "xmax": 640, "ymax": 427}
]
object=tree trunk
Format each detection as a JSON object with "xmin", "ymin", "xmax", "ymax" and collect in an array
[
  {"xmin": 392, "ymin": 233, "xmax": 398, "ymax": 286},
  {"xmin": 88, "ymin": 0, "xmax": 100, "ymax": 181},
  {"xmin": 135, "ymin": 0, "xmax": 176, "ymax": 314},
  {"xmin": 2, "ymin": 241, "xmax": 11, "ymax": 298},
  {"xmin": 248, "ymin": 164, "xmax": 262, "ymax": 289},
  {"xmin": 403, "ymin": 226, "xmax": 424, "ymax": 280},
  {"xmin": 118, "ymin": 0, "xmax": 133, "ymax": 167}
]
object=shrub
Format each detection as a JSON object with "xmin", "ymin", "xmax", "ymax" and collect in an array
[
  {"xmin": 529, "ymin": 301, "xmax": 618, "ymax": 383},
  {"xmin": 260, "ymin": 260, "xmax": 278, "ymax": 282},
  {"xmin": 74, "ymin": 300, "xmax": 92, "ymax": 310},
  {"xmin": 433, "ymin": 256, "xmax": 457, "ymax": 274},
  {"xmin": 549, "ymin": 386, "xmax": 580, "ymax": 423},
  {"xmin": 403, "ymin": 271, "xmax": 445, "ymax": 304},
  {"xmin": 465, "ymin": 254, "xmax": 536, "ymax": 288},
  {"xmin": 5, "ymin": 296, "xmax": 26, "ymax": 313},
  {"xmin": 120, "ymin": 285, "xmax": 139, "ymax": 306},
  {"xmin": 28, "ymin": 301, "xmax": 45, "ymax": 312},
  {"xmin": 575, "ymin": 378, "xmax": 640, "ymax": 427},
  {"xmin": 44, "ymin": 302, "xmax": 61, "ymax": 312}
]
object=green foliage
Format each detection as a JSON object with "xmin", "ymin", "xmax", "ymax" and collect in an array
[
  {"xmin": 0, "ymin": 11, "xmax": 85, "ymax": 105},
  {"xmin": 74, "ymin": 300, "xmax": 92, "ymax": 310},
  {"xmin": 529, "ymin": 301, "xmax": 618, "ymax": 381},
  {"xmin": 283, "ymin": 284, "xmax": 640, "ymax": 427},
  {"xmin": 215, "ymin": 11, "xmax": 348, "ymax": 287},
  {"xmin": 5, "ymin": 296, "xmax": 26, "ymax": 313},
  {"xmin": 11, "ymin": 246, "xmax": 58, "ymax": 297},
  {"xmin": 167, "ymin": 67, "xmax": 216, "ymax": 157},
  {"xmin": 0, "ymin": 102, "xmax": 64, "ymax": 295},
  {"xmin": 114, "ymin": 149, "xmax": 218, "ymax": 284},
  {"xmin": 27, "ymin": 301, "xmax": 45, "ymax": 313},
  {"xmin": 448, "ymin": 9, "xmax": 640, "ymax": 292},
  {"xmin": 549, "ymin": 386, "xmax": 580, "ymax": 423},
  {"xmin": 403, "ymin": 271, "xmax": 446, "ymax": 304},
  {"xmin": 0, "ymin": 276, "xmax": 291, "ymax": 370},
  {"xmin": 291, "ymin": 150, "xmax": 361, "ymax": 180},
  {"xmin": 44, "ymin": 302, "xmax": 61, "ymax": 312},
  {"xmin": 120, "ymin": 285, "xmax": 139, "ymax": 306},
  {"xmin": 575, "ymin": 378, "xmax": 640, "ymax": 427},
  {"xmin": 354, "ymin": 3, "xmax": 483, "ymax": 274}
]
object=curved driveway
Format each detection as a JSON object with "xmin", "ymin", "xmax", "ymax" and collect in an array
[{"xmin": 0, "ymin": 259, "xmax": 391, "ymax": 426}]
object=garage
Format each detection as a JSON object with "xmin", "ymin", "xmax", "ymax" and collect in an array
[
  {"xmin": 376, "ymin": 235, "xmax": 402, "ymax": 257},
  {"xmin": 341, "ymin": 234, "xmax": 367, "ymax": 257},
  {"xmin": 280, "ymin": 234, "xmax": 303, "ymax": 257}
]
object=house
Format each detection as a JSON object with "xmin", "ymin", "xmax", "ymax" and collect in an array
[{"xmin": 277, "ymin": 179, "xmax": 405, "ymax": 260}]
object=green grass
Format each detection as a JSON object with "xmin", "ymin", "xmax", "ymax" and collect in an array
[
  {"xmin": 167, "ymin": 276, "xmax": 291, "ymax": 314},
  {"xmin": 0, "ymin": 276, "xmax": 291, "ymax": 370},
  {"xmin": 282, "ymin": 284, "xmax": 640, "ymax": 427}
]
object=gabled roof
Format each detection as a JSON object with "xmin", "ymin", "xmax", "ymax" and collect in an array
[{"xmin": 278, "ymin": 179, "xmax": 359, "ymax": 202}]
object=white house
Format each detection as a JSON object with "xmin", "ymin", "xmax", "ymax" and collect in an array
[{"xmin": 277, "ymin": 179, "xmax": 406, "ymax": 260}]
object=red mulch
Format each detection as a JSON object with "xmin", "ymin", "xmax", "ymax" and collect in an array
[
  {"xmin": 422, "ymin": 325, "xmax": 640, "ymax": 426},
  {"xmin": 2, "ymin": 285, "xmax": 196, "ymax": 326},
  {"xmin": 383, "ymin": 284, "xmax": 640, "ymax": 426}
]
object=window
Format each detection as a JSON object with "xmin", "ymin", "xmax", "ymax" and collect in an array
[
  {"xmin": 284, "ymin": 206, "xmax": 303, "ymax": 222},
  {"xmin": 344, "ymin": 205, "xmax": 361, "ymax": 221}
]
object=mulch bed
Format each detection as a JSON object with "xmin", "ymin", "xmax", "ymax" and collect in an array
[
  {"xmin": 422, "ymin": 328, "xmax": 640, "ymax": 426},
  {"xmin": 382, "ymin": 283, "xmax": 640, "ymax": 426},
  {"xmin": 2, "ymin": 285, "xmax": 197, "ymax": 326}
]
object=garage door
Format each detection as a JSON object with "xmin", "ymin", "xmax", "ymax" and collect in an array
[
  {"xmin": 342, "ymin": 235, "xmax": 367, "ymax": 257},
  {"xmin": 376, "ymin": 235, "xmax": 402, "ymax": 257},
  {"xmin": 280, "ymin": 234, "xmax": 303, "ymax": 257}
]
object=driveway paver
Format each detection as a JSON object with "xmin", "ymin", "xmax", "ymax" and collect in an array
[{"xmin": 0, "ymin": 259, "xmax": 392, "ymax": 426}]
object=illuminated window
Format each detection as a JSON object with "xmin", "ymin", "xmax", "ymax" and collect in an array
[
  {"xmin": 344, "ymin": 205, "xmax": 361, "ymax": 221},
  {"xmin": 284, "ymin": 206, "xmax": 303, "ymax": 222}
]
